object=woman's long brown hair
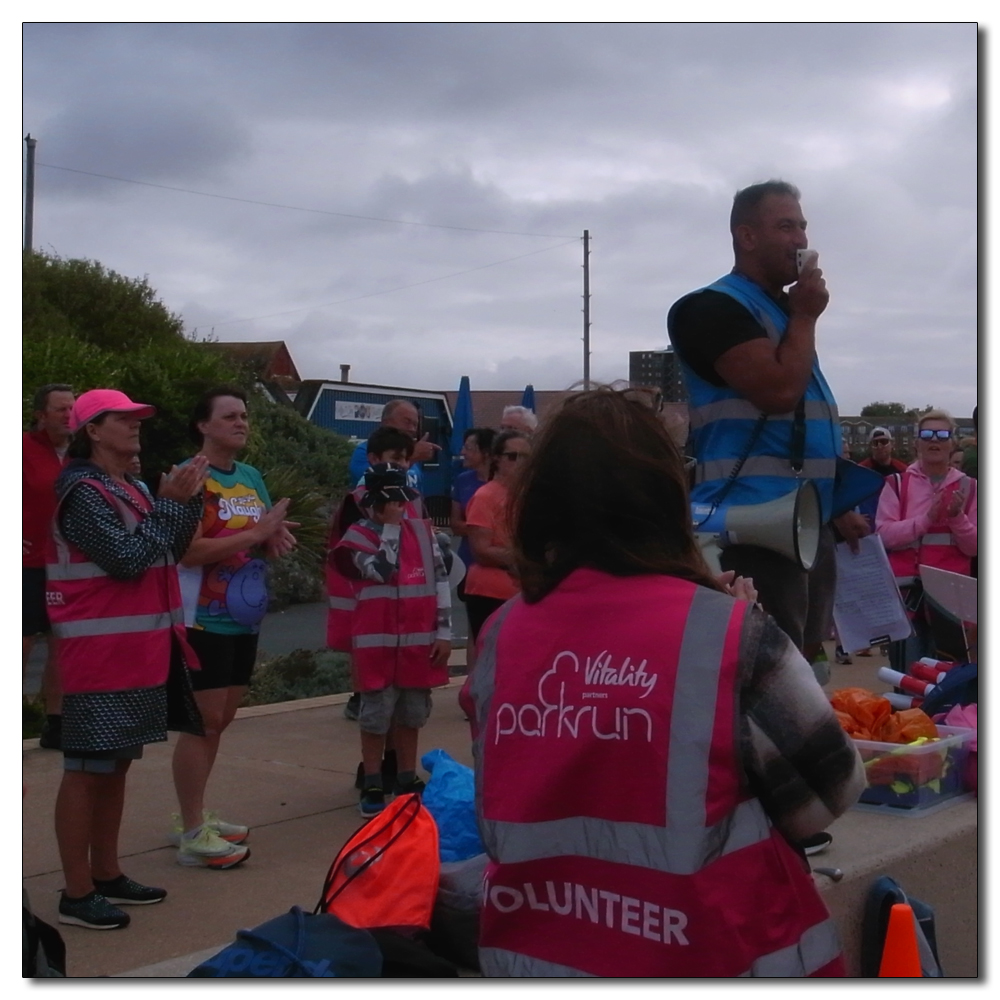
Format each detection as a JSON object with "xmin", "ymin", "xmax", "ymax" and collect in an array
[{"xmin": 509, "ymin": 386, "xmax": 721, "ymax": 603}]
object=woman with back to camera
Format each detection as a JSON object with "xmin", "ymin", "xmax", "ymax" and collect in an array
[
  {"xmin": 469, "ymin": 387, "xmax": 864, "ymax": 978},
  {"xmin": 47, "ymin": 389, "xmax": 207, "ymax": 930},
  {"xmin": 462, "ymin": 429, "xmax": 531, "ymax": 644}
]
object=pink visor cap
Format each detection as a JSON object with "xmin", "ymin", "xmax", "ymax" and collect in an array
[{"xmin": 70, "ymin": 389, "xmax": 157, "ymax": 433}]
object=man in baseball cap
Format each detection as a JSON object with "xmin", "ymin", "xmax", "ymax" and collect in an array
[{"xmin": 859, "ymin": 426, "xmax": 907, "ymax": 478}]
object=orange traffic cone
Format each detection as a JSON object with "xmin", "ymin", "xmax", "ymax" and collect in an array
[{"xmin": 878, "ymin": 903, "xmax": 922, "ymax": 977}]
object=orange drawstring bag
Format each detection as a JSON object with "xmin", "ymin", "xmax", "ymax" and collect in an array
[{"xmin": 317, "ymin": 794, "xmax": 440, "ymax": 932}]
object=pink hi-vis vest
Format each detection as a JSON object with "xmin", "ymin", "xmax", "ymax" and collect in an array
[
  {"xmin": 472, "ymin": 568, "xmax": 844, "ymax": 978},
  {"xmin": 334, "ymin": 517, "xmax": 447, "ymax": 691},
  {"xmin": 886, "ymin": 472, "xmax": 973, "ymax": 585},
  {"xmin": 45, "ymin": 478, "xmax": 197, "ymax": 695},
  {"xmin": 325, "ymin": 487, "xmax": 424, "ymax": 652}
]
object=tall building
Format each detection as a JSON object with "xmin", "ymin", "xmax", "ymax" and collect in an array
[{"xmin": 628, "ymin": 347, "xmax": 688, "ymax": 403}]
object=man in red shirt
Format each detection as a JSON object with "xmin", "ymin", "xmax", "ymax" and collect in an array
[
  {"xmin": 24, "ymin": 383, "xmax": 75, "ymax": 749},
  {"xmin": 858, "ymin": 426, "xmax": 908, "ymax": 477}
]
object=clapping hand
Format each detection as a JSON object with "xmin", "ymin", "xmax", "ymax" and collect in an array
[{"xmin": 158, "ymin": 455, "xmax": 209, "ymax": 503}]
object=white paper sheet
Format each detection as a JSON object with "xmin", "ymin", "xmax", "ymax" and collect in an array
[
  {"xmin": 832, "ymin": 534, "xmax": 912, "ymax": 652},
  {"xmin": 919, "ymin": 565, "xmax": 978, "ymax": 623}
]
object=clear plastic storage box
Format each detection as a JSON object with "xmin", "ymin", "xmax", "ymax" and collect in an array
[{"xmin": 852, "ymin": 725, "xmax": 974, "ymax": 814}]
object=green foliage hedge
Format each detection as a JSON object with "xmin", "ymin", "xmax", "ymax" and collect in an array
[{"xmin": 23, "ymin": 249, "xmax": 352, "ymax": 604}]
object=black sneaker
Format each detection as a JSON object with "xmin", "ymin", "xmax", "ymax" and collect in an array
[
  {"xmin": 58, "ymin": 890, "xmax": 130, "ymax": 930},
  {"xmin": 343, "ymin": 693, "xmax": 361, "ymax": 721},
  {"xmin": 354, "ymin": 751, "xmax": 398, "ymax": 791},
  {"xmin": 38, "ymin": 715, "xmax": 62, "ymax": 750},
  {"xmin": 393, "ymin": 776, "xmax": 426, "ymax": 796},
  {"xmin": 358, "ymin": 786, "xmax": 386, "ymax": 818},
  {"xmin": 92, "ymin": 874, "xmax": 167, "ymax": 906},
  {"xmin": 798, "ymin": 832, "xmax": 833, "ymax": 857}
]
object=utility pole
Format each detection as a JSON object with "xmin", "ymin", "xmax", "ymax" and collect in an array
[
  {"xmin": 24, "ymin": 133, "xmax": 37, "ymax": 252},
  {"xmin": 582, "ymin": 229, "xmax": 591, "ymax": 389}
]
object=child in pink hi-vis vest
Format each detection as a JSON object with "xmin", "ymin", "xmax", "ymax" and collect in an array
[{"xmin": 334, "ymin": 463, "xmax": 451, "ymax": 818}]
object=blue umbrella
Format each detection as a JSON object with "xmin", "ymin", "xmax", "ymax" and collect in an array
[
  {"xmin": 450, "ymin": 375, "xmax": 475, "ymax": 455},
  {"xmin": 521, "ymin": 383, "xmax": 536, "ymax": 413}
]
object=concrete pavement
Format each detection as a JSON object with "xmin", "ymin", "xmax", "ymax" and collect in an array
[
  {"xmin": 23, "ymin": 641, "xmax": 902, "ymax": 978},
  {"xmin": 23, "ymin": 672, "xmax": 477, "ymax": 978}
]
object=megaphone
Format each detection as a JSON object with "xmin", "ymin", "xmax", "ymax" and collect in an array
[{"xmin": 692, "ymin": 480, "xmax": 821, "ymax": 576}]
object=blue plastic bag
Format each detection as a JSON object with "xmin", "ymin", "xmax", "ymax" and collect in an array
[{"xmin": 420, "ymin": 748, "xmax": 484, "ymax": 862}]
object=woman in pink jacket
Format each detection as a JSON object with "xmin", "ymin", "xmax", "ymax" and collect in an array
[{"xmin": 875, "ymin": 408, "xmax": 977, "ymax": 667}]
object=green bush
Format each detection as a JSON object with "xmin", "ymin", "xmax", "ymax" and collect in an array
[
  {"xmin": 242, "ymin": 649, "xmax": 353, "ymax": 707},
  {"xmin": 23, "ymin": 249, "xmax": 356, "ymax": 609}
]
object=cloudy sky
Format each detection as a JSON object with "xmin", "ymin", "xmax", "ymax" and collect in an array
[{"xmin": 22, "ymin": 21, "xmax": 978, "ymax": 417}]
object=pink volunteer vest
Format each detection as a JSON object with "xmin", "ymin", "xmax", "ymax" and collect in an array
[
  {"xmin": 886, "ymin": 472, "xmax": 973, "ymax": 584},
  {"xmin": 45, "ymin": 478, "xmax": 197, "ymax": 695},
  {"xmin": 335, "ymin": 517, "xmax": 447, "ymax": 691},
  {"xmin": 472, "ymin": 568, "xmax": 843, "ymax": 978},
  {"xmin": 325, "ymin": 488, "xmax": 425, "ymax": 651}
]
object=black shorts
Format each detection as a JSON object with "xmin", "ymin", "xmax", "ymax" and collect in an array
[
  {"xmin": 464, "ymin": 595, "xmax": 507, "ymax": 644},
  {"xmin": 23, "ymin": 567, "xmax": 50, "ymax": 637},
  {"xmin": 185, "ymin": 629, "xmax": 259, "ymax": 691}
]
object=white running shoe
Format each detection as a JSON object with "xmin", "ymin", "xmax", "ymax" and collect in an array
[
  {"xmin": 167, "ymin": 810, "xmax": 250, "ymax": 846},
  {"xmin": 176, "ymin": 826, "xmax": 251, "ymax": 869}
]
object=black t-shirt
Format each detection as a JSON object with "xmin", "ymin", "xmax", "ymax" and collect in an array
[{"xmin": 669, "ymin": 288, "xmax": 790, "ymax": 387}]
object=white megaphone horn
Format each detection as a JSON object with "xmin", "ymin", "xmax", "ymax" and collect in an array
[{"xmin": 692, "ymin": 480, "xmax": 821, "ymax": 576}]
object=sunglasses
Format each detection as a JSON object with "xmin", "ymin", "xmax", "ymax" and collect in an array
[
  {"xmin": 918, "ymin": 429, "xmax": 952, "ymax": 441},
  {"xmin": 501, "ymin": 451, "xmax": 526, "ymax": 462}
]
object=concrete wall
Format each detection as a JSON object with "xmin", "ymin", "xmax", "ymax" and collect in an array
[{"xmin": 817, "ymin": 799, "xmax": 978, "ymax": 977}]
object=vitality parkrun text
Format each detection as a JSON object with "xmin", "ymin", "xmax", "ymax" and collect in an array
[{"xmin": 494, "ymin": 649, "xmax": 657, "ymax": 743}]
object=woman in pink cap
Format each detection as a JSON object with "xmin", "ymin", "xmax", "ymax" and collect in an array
[{"xmin": 45, "ymin": 389, "xmax": 209, "ymax": 931}]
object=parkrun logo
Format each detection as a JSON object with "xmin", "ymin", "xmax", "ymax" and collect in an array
[
  {"xmin": 494, "ymin": 650, "xmax": 656, "ymax": 743},
  {"xmin": 486, "ymin": 879, "xmax": 690, "ymax": 946}
]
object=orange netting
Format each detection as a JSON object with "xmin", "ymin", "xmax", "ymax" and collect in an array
[{"xmin": 829, "ymin": 688, "xmax": 938, "ymax": 744}]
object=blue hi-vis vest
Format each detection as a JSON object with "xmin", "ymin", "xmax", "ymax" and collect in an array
[{"xmin": 667, "ymin": 273, "xmax": 840, "ymax": 524}]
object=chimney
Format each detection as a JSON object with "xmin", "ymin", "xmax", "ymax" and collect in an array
[{"xmin": 340, "ymin": 364, "xmax": 350, "ymax": 383}]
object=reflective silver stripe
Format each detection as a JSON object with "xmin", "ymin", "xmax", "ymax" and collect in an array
[
  {"xmin": 741, "ymin": 918, "xmax": 842, "ymax": 977},
  {"xmin": 52, "ymin": 611, "xmax": 173, "ymax": 639},
  {"xmin": 328, "ymin": 596, "xmax": 357, "ymax": 610},
  {"xmin": 698, "ymin": 455, "xmax": 836, "ymax": 483},
  {"xmin": 479, "ymin": 947, "xmax": 594, "ymax": 978},
  {"xmin": 663, "ymin": 587, "xmax": 729, "ymax": 871},
  {"xmin": 689, "ymin": 398, "xmax": 835, "ymax": 429},
  {"xmin": 487, "ymin": 798, "xmax": 769, "ymax": 872},
  {"xmin": 353, "ymin": 631, "xmax": 437, "ymax": 648},
  {"xmin": 356, "ymin": 583, "xmax": 436, "ymax": 601},
  {"xmin": 922, "ymin": 533, "xmax": 955, "ymax": 546},
  {"xmin": 45, "ymin": 561, "xmax": 108, "ymax": 581}
]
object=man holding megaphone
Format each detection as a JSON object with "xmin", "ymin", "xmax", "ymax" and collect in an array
[{"xmin": 667, "ymin": 180, "xmax": 869, "ymax": 669}]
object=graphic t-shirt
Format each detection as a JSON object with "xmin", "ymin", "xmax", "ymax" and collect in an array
[{"xmin": 180, "ymin": 460, "xmax": 272, "ymax": 635}]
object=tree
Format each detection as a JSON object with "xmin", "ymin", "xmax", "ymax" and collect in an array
[
  {"xmin": 859, "ymin": 401, "xmax": 938, "ymax": 422},
  {"xmin": 23, "ymin": 250, "xmax": 353, "ymax": 602}
]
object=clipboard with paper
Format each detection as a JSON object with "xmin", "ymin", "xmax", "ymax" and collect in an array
[{"xmin": 832, "ymin": 534, "xmax": 912, "ymax": 653}]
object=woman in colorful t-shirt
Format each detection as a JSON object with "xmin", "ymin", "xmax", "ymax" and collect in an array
[{"xmin": 170, "ymin": 387, "xmax": 297, "ymax": 868}]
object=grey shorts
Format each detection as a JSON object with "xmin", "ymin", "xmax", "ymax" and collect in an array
[
  {"xmin": 358, "ymin": 687, "xmax": 432, "ymax": 735},
  {"xmin": 720, "ymin": 524, "xmax": 836, "ymax": 652},
  {"xmin": 63, "ymin": 744, "xmax": 144, "ymax": 773}
]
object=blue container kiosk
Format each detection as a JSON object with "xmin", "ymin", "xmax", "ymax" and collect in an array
[{"xmin": 293, "ymin": 380, "xmax": 455, "ymax": 523}]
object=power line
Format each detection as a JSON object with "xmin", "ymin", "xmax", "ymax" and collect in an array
[
  {"xmin": 36, "ymin": 162, "xmax": 574, "ymax": 239},
  {"xmin": 210, "ymin": 238, "xmax": 581, "ymax": 326}
]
